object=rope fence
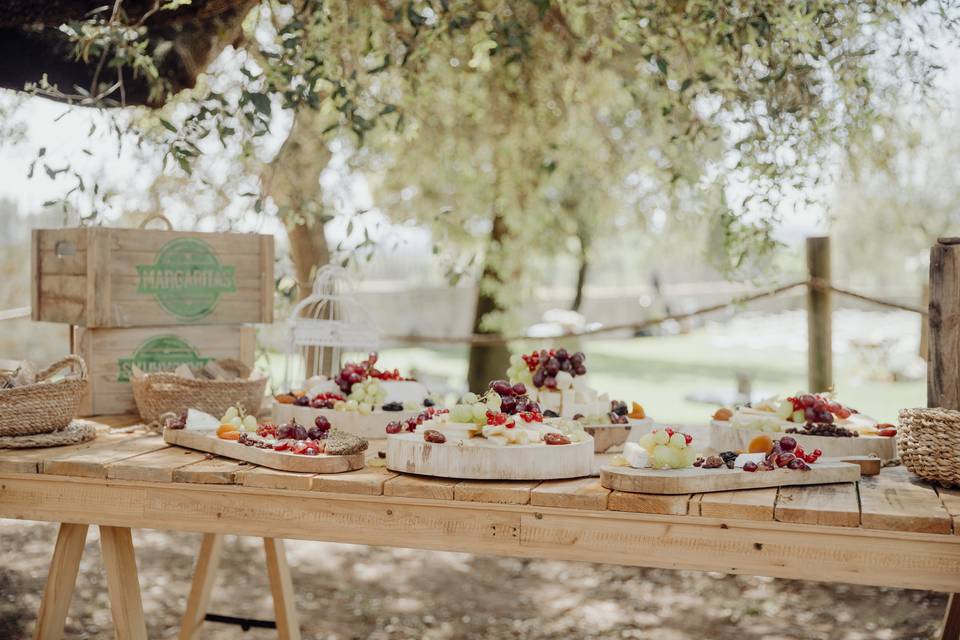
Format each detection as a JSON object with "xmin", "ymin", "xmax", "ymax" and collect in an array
[
  {"xmin": 0, "ymin": 280, "xmax": 925, "ymax": 345},
  {"xmin": 382, "ymin": 279, "xmax": 927, "ymax": 346}
]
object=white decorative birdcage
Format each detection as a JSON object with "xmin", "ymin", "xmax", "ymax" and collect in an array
[{"xmin": 282, "ymin": 265, "xmax": 379, "ymax": 389}]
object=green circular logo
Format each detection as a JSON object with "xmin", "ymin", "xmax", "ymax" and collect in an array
[
  {"xmin": 117, "ymin": 335, "xmax": 212, "ymax": 382},
  {"xmin": 136, "ymin": 238, "xmax": 236, "ymax": 321}
]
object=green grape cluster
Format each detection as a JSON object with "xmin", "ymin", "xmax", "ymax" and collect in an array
[
  {"xmin": 449, "ymin": 392, "xmax": 501, "ymax": 425},
  {"xmin": 506, "ymin": 355, "xmax": 534, "ymax": 387}
]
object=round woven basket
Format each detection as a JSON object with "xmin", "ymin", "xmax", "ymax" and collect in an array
[
  {"xmin": 898, "ymin": 407, "xmax": 960, "ymax": 488},
  {"xmin": 0, "ymin": 355, "xmax": 87, "ymax": 437},
  {"xmin": 131, "ymin": 361, "xmax": 267, "ymax": 425}
]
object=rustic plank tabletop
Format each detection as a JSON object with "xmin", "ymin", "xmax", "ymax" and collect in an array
[{"xmin": 2, "ymin": 416, "xmax": 959, "ymax": 640}]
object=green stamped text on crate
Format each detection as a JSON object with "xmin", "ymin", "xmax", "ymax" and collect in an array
[
  {"xmin": 117, "ymin": 335, "xmax": 213, "ymax": 382},
  {"xmin": 136, "ymin": 238, "xmax": 237, "ymax": 321}
]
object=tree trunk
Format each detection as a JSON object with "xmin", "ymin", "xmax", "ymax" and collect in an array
[
  {"xmin": 571, "ymin": 237, "xmax": 589, "ymax": 312},
  {"xmin": 263, "ymin": 111, "xmax": 335, "ymax": 374},
  {"xmin": 467, "ymin": 214, "xmax": 511, "ymax": 392},
  {"xmin": 265, "ymin": 112, "xmax": 334, "ymax": 300}
]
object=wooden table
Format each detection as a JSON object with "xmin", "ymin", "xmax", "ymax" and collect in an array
[{"xmin": 1, "ymin": 418, "xmax": 959, "ymax": 640}]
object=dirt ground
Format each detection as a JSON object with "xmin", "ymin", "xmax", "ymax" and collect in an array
[{"xmin": 0, "ymin": 519, "xmax": 948, "ymax": 640}]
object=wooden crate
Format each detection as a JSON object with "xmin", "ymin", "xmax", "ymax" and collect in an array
[
  {"xmin": 71, "ymin": 325, "xmax": 256, "ymax": 416},
  {"xmin": 32, "ymin": 226, "xmax": 274, "ymax": 327}
]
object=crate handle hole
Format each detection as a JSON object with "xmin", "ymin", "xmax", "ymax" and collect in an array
[{"xmin": 54, "ymin": 241, "xmax": 76, "ymax": 258}]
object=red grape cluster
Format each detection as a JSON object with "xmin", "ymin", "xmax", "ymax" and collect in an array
[
  {"xmin": 385, "ymin": 407, "xmax": 448, "ymax": 434},
  {"xmin": 334, "ymin": 352, "xmax": 408, "ymax": 394},
  {"xmin": 787, "ymin": 393, "xmax": 853, "ymax": 423},
  {"xmin": 522, "ymin": 349, "xmax": 587, "ymax": 389},
  {"xmin": 485, "ymin": 411, "xmax": 515, "ymax": 428},
  {"xmin": 310, "ymin": 392, "xmax": 345, "ymax": 409},
  {"xmin": 488, "ymin": 380, "xmax": 541, "ymax": 414}
]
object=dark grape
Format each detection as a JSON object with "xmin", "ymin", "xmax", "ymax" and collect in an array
[
  {"xmin": 423, "ymin": 397, "xmax": 435, "ymax": 407},
  {"xmin": 491, "ymin": 380, "xmax": 512, "ymax": 395},
  {"xmin": 512, "ymin": 383, "xmax": 526, "ymax": 396},
  {"xmin": 801, "ymin": 394, "xmax": 815, "ymax": 407},
  {"xmin": 381, "ymin": 401, "xmax": 404, "ymax": 411},
  {"xmin": 277, "ymin": 423, "xmax": 296, "ymax": 439},
  {"xmin": 574, "ymin": 365, "xmax": 586, "ymax": 376},
  {"xmin": 314, "ymin": 416, "xmax": 331, "ymax": 431},
  {"xmin": 545, "ymin": 357, "xmax": 560, "ymax": 376},
  {"xmin": 543, "ymin": 375, "xmax": 557, "ymax": 389},
  {"xmin": 532, "ymin": 368, "xmax": 546, "ymax": 387},
  {"xmin": 294, "ymin": 395, "xmax": 310, "ymax": 406},
  {"xmin": 778, "ymin": 436, "xmax": 797, "ymax": 452},
  {"xmin": 559, "ymin": 359, "xmax": 572, "ymax": 373},
  {"xmin": 292, "ymin": 424, "xmax": 308, "ymax": 441}
]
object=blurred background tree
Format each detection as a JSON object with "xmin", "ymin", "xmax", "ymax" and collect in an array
[{"xmin": 2, "ymin": 0, "xmax": 957, "ymax": 390}]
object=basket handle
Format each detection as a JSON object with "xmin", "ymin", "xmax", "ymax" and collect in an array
[
  {"xmin": 36, "ymin": 355, "xmax": 87, "ymax": 382},
  {"xmin": 138, "ymin": 213, "xmax": 174, "ymax": 230}
]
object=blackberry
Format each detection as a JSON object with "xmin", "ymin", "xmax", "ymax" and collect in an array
[{"xmin": 381, "ymin": 401, "xmax": 404, "ymax": 412}]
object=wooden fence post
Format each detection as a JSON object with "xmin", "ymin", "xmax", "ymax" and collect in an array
[
  {"xmin": 928, "ymin": 237, "xmax": 960, "ymax": 409},
  {"xmin": 806, "ymin": 236, "xmax": 832, "ymax": 392}
]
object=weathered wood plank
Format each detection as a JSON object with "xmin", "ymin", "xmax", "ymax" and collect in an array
[
  {"xmin": 929, "ymin": 239, "xmax": 960, "ymax": 408},
  {"xmin": 311, "ymin": 467, "xmax": 397, "ymax": 496},
  {"xmin": 0, "ymin": 431, "xmax": 127, "ymax": 474},
  {"xmin": 775, "ymin": 483, "xmax": 860, "ymax": 528},
  {"xmin": 607, "ymin": 491, "xmax": 691, "ymax": 516},
  {"xmin": 106, "ymin": 447, "xmax": 212, "ymax": 483},
  {"xmin": 453, "ymin": 481, "xmax": 539, "ymax": 505},
  {"xmin": 860, "ymin": 471, "xmax": 953, "ymax": 534},
  {"xmin": 697, "ymin": 488, "xmax": 778, "ymax": 522},
  {"xmin": 239, "ymin": 467, "xmax": 315, "ymax": 491},
  {"xmin": 42, "ymin": 436, "xmax": 169, "ymax": 478},
  {"xmin": 936, "ymin": 487, "xmax": 960, "ymax": 536},
  {"xmin": 172, "ymin": 457, "xmax": 251, "ymax": 484},
  {"xmin": 530, "ymin": 478, "xmax": 609, "ymax": 511},
  {"xmin": 807, "ymin": 236, "xmax": 832, "ymax": 392},
  {"xmin": 383, "ymin": 475, "xmax": 458, "ymax": 501}
]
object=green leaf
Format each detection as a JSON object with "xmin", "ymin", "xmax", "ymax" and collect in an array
[
  {"xmin": 248, "ymin": 92, "xmax": 272, "ymax": 116},
  {"xmin": 160, "ymin": 119, "xmax": 177, "ymax": 133}
]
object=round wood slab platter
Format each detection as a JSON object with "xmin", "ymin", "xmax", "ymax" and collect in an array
[
  {"xmin": 708, "ymin": 421, "xmax": 897, "ymax": 462},
  {"xmin": 385, "ymin": 432, "xmax": 594, "ymax": 480},
  {"xmin": 164, "ymin": 428, "xmax": 365, "ymax": 473},
  {"xmin": 600, "ymin": 460, "xmax": 861, "ymax": 495},
  {"xmin": 273, "ymin": 401, "xmax": 420, "ymax": 439}
]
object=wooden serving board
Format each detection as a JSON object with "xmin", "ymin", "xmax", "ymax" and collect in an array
[
  {"xmin": 163, "ymin": 429, "xmax": 364, "ymax": 473},
  {"xmin": 386, "ymin": 432, "xmax": 594, "ymax": 480},
  {"xmin": 709, "ymin": 421, "xmax": 897, "ymax": 462},
  {"xmin": 600, "ymin": 460, "xmax": 860, "ymax": 495},
  {"xmin": 272, "ymin": 402, "xmax": 418, "ymax": 439}
]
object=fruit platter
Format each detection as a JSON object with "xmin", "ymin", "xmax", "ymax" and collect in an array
[
  {"xmin": 505, "ymin": 348, "xmax": 650, "ymax": 452},
  {"xmin": 709, "ymin": 393, "xmax": 897, "ymax": 462},
  {"xmin": 163, "ymin": 405, "xmax": 368, "ymax": 473},
  {"xmin": 385, "ymin": 388, "xmax": 594, "ymax": 480},
  {"xmin": 273, "ymin": 352, "xmax": 435, "ymax": 439},
  {"xmin": 600, "ymin": 428, "xmax": 860, "ymax": 494}
]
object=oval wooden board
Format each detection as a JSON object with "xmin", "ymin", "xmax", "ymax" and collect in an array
[
  {"xmin": 708, "ymin": 421, "xmax": 897, "ymax": 462},
  {"xmin": 600, "ymin": 460, "xmax": 861, "ymax": 495},
  {"xmin": 272, "ymin": 401, "xmax": 419, "ymax": 439},
  {"xmin": 163, "ymin": 428, "xmax": 365, "ymax": 473},
  {"xmin": 386, "ymin": 433, "xmax": 594, "ymax": 480}
]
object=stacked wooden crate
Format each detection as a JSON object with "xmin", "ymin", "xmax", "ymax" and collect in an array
[{"xmin": 31, "ymin": 223, "xmax": 274, "ymax": 416}]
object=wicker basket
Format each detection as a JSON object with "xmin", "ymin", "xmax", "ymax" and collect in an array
[
  {"xmin": 898, "ymin": 407, "xmax": 960, "ymax": 488},
  {"xmin": 131, "ymin": 360, "xmax": 267, "ymax": 425},
  {"xmin": 0, "ymin": 355, "xmax": 87, "ymax": 437}
]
